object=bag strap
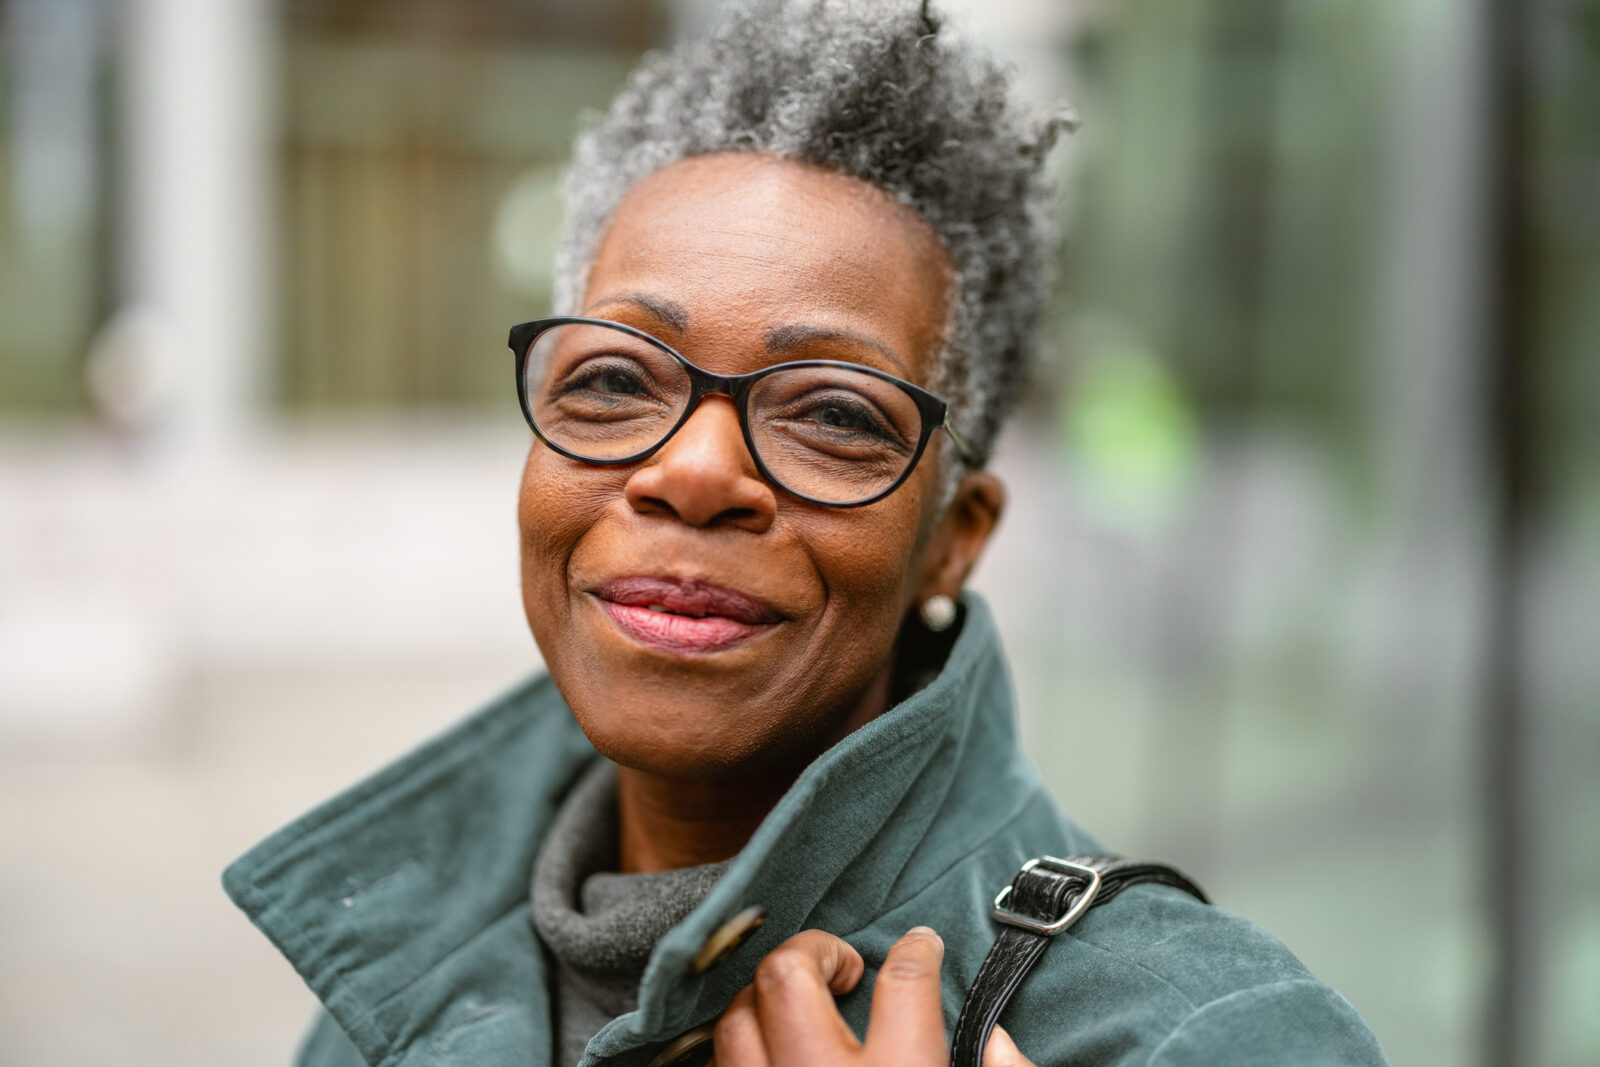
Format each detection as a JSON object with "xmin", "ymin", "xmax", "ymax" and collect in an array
[{"xmin": 949, "ymin": 854, "xmax": 1208, "ymax": 1067}]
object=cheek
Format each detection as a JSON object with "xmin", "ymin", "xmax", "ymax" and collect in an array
[
  {"xmin": 814, "ymin": 512, "xmax": 921, "ymax": 610},
  {"xmin": 517, "ymin": 447, "xmax": 618, "ymax": 640},
  {"xmin": 836, "ymin": 464, "xmax": 939, "ymax": 595},
  {"xmin": 799, "ymin": 492, "xmax": 929, "ymax": 666}
]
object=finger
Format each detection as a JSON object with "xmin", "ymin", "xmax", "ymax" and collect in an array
[
  {"xmin": 711, "ymin": 984, "xmax": 770, "ymax": 1067},
  {"xmin": 750, "ymin": 930, "xmax": 865, "ymax": 1067},
  {"xmin": 862, "ymin": 927, "xmax": 948, "ymax": 1067},
  {"xmin": 983, "ymin": 1025, "xmax": 1038, "ymax": 1067}
]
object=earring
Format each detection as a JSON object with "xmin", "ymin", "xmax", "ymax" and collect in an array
[{"xmin": 920, "ymin": 593, "xmax": 957, "ymax": 632}]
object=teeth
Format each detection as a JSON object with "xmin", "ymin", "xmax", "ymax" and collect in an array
[{"xmin": 639, "ymin": 603, "xmax": 715, "ymax": 618}]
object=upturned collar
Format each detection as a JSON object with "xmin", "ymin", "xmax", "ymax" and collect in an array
[{"xmin": 224, "ymin": 594, "xmax": 1029, "ymax": 1066}]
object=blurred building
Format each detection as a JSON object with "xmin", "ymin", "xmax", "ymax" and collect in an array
[{"xmin": 0, "ymin": 2, "xmax": 1596, "ymax": 1066}]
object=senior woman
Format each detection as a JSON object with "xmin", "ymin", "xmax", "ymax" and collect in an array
[{"xmin": 225, "ymin": 3, "xmax": 1387, "ymax": 1065}]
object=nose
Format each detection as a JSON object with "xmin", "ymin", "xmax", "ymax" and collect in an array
[{"xmin": 623, "ymin": 396, "xmax": 777, "ymax": 531}]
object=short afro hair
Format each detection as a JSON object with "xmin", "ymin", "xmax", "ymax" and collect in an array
[{"xmin": 554, "ymin": 0, "xmax": 1072, "ymax": 469}]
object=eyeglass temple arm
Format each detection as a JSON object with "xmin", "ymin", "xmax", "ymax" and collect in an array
[{"xmin": 942, "ymin": 413, "xmax": 979, "ymax": 468}]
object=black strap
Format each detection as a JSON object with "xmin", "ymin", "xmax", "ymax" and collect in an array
[{"xmin": 949, "ymin": 854, "xmax": 1208, "ymax": 1067}]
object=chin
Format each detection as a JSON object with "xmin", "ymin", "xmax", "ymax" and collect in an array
[
  {"xmin": 562, "ymin": 673, "xmax": 827, "ymax": 783},
  {"xmin": 575, "ymin": 707, "xmax": 776, "ymax": 781}
]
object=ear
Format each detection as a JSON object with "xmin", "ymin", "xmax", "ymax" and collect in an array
[{"xmin": 915, "ymin": 470, "xmax": 1005, "ymax": 605}]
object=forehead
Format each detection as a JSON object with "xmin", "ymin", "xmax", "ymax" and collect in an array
[{"xmin": 582, "ymin": 154, "xmax": 953, "ymax": 381}]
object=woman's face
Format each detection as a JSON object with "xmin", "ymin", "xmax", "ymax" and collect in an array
[{"xmin": 518, "ymin": 153, "xmax": 963, "ymax": 780}]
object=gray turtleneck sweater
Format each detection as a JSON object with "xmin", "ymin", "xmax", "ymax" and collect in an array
[{"xmin": 530, "ymin": 759, "xmax": 731, "ymax": 1066}]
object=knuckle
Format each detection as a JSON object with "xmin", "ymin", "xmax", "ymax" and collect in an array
[
  {"xmin": 753, "ymin": 949, "xmax": 809, "ymax": 993},
  {"xmin": 792, "ymin": 928, "xmax": 842, "ymax": 954}
]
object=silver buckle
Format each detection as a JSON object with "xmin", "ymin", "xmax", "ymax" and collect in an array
[{"xmin": 992, "ymin": 856, "xmax": 1101, "ymax": 936}]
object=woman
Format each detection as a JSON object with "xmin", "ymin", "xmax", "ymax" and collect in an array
[{"xmin": 225, "ymin": 3, "xmax": 1388, "ymax": 1065}]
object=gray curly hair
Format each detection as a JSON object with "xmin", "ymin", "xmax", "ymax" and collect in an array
[{"xmin": 554, "ymin": 0, "xmax": 1072, "ymax": 470}]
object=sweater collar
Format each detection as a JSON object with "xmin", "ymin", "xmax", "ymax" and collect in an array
[
  {"xmin": 531, "ymin": 757, "xmax": 733, "ymax": 1022},
  {"xmin": 224, "ymin": 593, "xmax": 1021, "ymax": 1065}
]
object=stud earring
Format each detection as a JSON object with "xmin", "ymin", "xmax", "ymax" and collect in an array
[{"xmin": 920, "ymin": 593, "xmax": 957, "ymax": 632}]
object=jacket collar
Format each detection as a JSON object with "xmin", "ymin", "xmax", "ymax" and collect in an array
[{"xmin": 224, "ymin": 594, "xmax": 1024, "ymax": 1065}]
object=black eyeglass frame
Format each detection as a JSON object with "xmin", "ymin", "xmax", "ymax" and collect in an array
[{"xmin": 508, "ymin": 315, "xmax": 976, "ymax": 508}]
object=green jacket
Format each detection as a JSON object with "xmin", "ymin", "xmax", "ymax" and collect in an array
[{"xmin": 224, "ymin": 596, "xmax": 1387, "ymax": 1066}]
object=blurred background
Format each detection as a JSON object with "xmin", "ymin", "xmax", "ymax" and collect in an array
[{"xmin": 0, "ymin": 0, "xmax": 1594, "ymax": 1064}]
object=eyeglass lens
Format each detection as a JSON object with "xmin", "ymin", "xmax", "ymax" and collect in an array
[{"xmin": 523, "ymin": 322, "xmax": 924, "ymax": 505}]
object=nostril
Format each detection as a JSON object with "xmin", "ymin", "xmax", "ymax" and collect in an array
[
  {"xmin": 641, "ymin": 497, "xmax": 760, "ymax": 528},
  {"xmin": 635, "ymin": 494, "xmax": 679, "ymax": 520}
]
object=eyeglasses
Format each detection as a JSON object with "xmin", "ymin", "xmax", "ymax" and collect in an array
[{"xmin": 508, "ymin": 316, "xmax": 975, "ymax": 508}]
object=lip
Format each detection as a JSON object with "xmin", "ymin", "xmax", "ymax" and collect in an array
[{"xmin": 590, "ymin": 575, "xmax": 783, "ymax": 656}]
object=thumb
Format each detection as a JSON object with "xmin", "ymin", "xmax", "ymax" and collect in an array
[{"xmin": 982, "ymin": 1025, "xmax": 1037, "ymax": 1067}]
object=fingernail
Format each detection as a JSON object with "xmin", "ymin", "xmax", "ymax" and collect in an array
[{"xmin": 907, "ymin": 925, "xmax": 942, "ymax": 944}]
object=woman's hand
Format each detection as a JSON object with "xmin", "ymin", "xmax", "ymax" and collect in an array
[{"xmin": 709, "ymin": 927, "xmax": 1035, "ymax": 1067}]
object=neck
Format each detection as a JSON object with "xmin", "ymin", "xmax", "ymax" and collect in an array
[
  {"xmin": 615, "ymin": 659, "xmax": 895, "ymax": 873},
  {"xmin": 615, "ymin": 764, "xmax": 798, "ymax": 873}
]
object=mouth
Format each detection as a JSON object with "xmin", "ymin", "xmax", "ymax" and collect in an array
[{"xmin": 590, "ymin": 575, "xmax": 783, "ymax": 656}]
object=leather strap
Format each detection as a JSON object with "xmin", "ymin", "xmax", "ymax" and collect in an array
[{"xmin": 949, "ymin": 854, "xmax": 1208, "ymax": 1067}]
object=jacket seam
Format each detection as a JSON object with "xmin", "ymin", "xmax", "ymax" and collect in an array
[
  {"xmin": 1143, "ymin": 977, "xmax": 1331, "ymax": 1065},
  {"xmin": 1062, "ymin": 913, "xmax": 1203, "ymax": 1018},
  {"xmin": 371, "ymin": 898, "xmax": 531, "ymax": 1011},
  {"xmin": 365, "ymin": 900, "xmax": 535, "ymax": 1064},
  {"xmin": 234, "ymin": 877, "xmax": 389, "ymax": 1065}
]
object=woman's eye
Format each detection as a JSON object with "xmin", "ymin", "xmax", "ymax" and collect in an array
[
  {"xmin": 589, "ymin": 370, "xmax": 645, "ymax": 396},
  {"xmin": 559, "ymin": 361, "xmax": 651, "ymax": 400},
  {"xmin": 811, "ymin": 403, "xmax": 874, "ymax": 431},
  {"xmin": 775, "ymin": 390, "xmax": 905, "ymax": 448},
  {"xmin": 801, "ymin": 398, "xmax": 899, "ymax": 442}
]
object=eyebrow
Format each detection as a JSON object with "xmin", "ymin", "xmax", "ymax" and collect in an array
[
  {"xmin": 582, "ymin": 292, "xmax": 690, "ymax": 333},
  {"xmin": 763, "ymin": 323, "xmax": 909, "ymax": 376},
  {"xmin": 579, "ymin": 295, "xmax": 910, "ymax": 376}
]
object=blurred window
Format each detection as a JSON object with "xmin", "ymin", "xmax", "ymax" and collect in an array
[
  {"xmin": 277, "ymin": 0, "xmax": 663, "ymax": 410},
  {"xmin": 0, "ymin": 0, "xmax": 115, "ymax": 414},
  {"xmin": 1056, "ymin": 5, "xmax": 1599, "ymax": 1066}
]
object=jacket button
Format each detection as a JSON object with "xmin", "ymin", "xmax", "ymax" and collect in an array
[
  {"xmin": 646, "ymin": 1022, "xmax": 714, "ymax": 1067},
  {"xmin": 690, "ymin": 904, "xmax": 769, "ymax": 974}
]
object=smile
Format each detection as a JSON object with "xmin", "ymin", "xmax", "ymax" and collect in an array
[{"xmin": 591, "ymin": 576, "xmax": 782, "ymax": 656}]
